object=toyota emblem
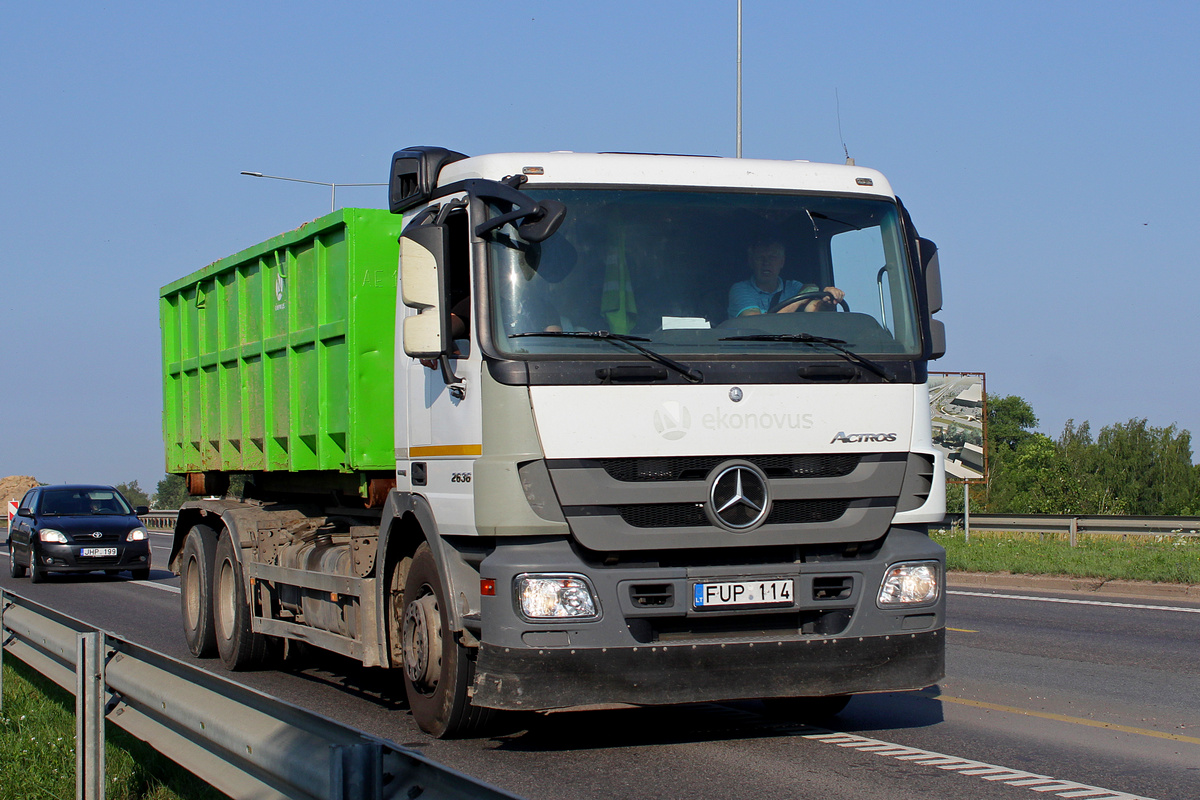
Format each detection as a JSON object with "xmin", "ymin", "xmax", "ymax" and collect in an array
[
  {"xmin": 91, "ymin": 532, "xmax": 104, "ymax": 538},
  {"xmin": 706, "ymin": 462, "xmax": 771, "ymax": 531}
]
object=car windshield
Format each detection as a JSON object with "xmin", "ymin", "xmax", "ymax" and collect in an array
[
  {"xmin": 39, "ymin": 489, "xmax": 132, "ymax": 516},
  {"xmin": 486, "ymin": 188, "xmax": 922, "ymax": 359}
]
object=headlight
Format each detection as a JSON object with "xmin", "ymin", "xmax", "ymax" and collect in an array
[
  {"xmin": 516, "ymin": 574, "xmax": 599, "ymax": 620},
  {"xmin": 878, "ymin": 562, "xmax": 940, "ymax": 606},
  {"xmin": 126, "ymin": 527, "xmax": 149, "ymax": 541},
  {"xmin": 38, "ymin": 529, "xmax": 68, "ymax": 544}
]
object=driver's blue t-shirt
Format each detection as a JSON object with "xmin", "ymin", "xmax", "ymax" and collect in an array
[{"xmin": 728, "ymin": 278, "xmax": 814, "ymax": 318}]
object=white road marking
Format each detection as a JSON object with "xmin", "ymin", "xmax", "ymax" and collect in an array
[
  {"xmin": 804, "ymin": 731, "xmax": 1157, "ymax": 800},
  {"xmin": 949, "ymin": 590, "xmax": 1200, "ymax": 614},
  {"xmin": 131, "ymin": 580, "xmax": 180, "ymax": 594}
]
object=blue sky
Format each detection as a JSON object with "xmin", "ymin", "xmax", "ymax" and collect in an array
[{"xmin": 2, "ymin": 1, "xmax": 1198, "ymax": 491}]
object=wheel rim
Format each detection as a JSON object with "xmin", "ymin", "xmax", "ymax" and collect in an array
[
  {"xmin": 183, "ymin": 555, "xmax": 201, "ymax": 630},
  {"xmin": 402, "ymin": 588, "xmax": 442, "ymax": 693},
  {"xmin": 216, "ymin": 558, "xmax": 236, "ymax": 640}
]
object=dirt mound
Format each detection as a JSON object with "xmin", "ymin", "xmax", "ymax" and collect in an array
[{"xmin": 1, "ymin": 475, "xmax": 41, "ymax": 508}]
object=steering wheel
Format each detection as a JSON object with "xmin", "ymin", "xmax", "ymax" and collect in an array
[{"xmin": 769, "ymin": 290, "xmax": 850, "ymax": 313}]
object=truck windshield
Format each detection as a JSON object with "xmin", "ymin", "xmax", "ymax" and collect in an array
[{"xmin": 486, "ymin": 188, "xmax": 922, "ymax": 359}]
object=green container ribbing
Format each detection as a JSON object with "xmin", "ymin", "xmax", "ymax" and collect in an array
[{"xmin": 160, "ymin": 208, "xmax": 403, "ymax": 476}]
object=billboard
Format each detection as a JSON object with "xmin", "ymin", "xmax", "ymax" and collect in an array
[{"xmin": 930, "ymin": 372, "xmax": 986, "ymax": 484}]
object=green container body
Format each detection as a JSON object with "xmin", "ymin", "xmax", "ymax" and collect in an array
[{"xmin": 160, "ymin": 208, "xmax": 404, "ymax": 477}]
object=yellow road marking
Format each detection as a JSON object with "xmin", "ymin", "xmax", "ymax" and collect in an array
[
  {"xmin": 940, "ymin": 695, "xmax": 1200, "ymax": 745},
  {"xmin": 946, "ymin": 627, "xmax": 978, "ymax": 633}
]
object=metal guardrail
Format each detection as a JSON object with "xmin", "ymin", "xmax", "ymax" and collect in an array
[
  {"xmin": 139, "ymin": 510, "xmax": 179, "ymax": 531},
  {"xmin": 939, "ymin": 512, "xmax": 1200, "ymax": 545},
  {"xmin": 0, "ymin": 588, "xmax": 520, "ymax": 800}
]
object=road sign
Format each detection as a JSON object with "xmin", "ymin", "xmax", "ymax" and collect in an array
[{"xmin": 7, "ymin": 499, "xmax": 16, "ymax": 525}]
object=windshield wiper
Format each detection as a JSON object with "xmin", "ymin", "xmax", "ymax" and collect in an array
[
  {"xmin": 720, "ymin": 333, "xmax": 894, "ymax": 382},
  {"xmin": 510, "ymin": 330, "xmax": 703, "ymax": 383}
]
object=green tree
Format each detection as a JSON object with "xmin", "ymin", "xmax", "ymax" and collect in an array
[
  {"xmin": 153, "ymin": 474, "xmax": 189, "ymax": 509},
  {"xmin": 988, "ymin": 395, "xmax": 1039, "ymax": 454},
  {"xmin": 1092, "ymin": 419, "xmax": 1199, "ymax": 515},
  {"xmin": 981, "ymin": 395, "xmax": 1040, "ymax": 511},
  {"xmin": 115, "ymin": 480, "xmax": 151, "ymax": 509}
]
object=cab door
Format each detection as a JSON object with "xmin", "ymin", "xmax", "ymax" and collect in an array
[{"xmin": 398, "ymin": 197, "xmax": 483, "ymax": 537}]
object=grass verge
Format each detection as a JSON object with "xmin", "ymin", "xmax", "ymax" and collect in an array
[
  {"xmin": 933, "ymin": 529, "xmax": 1200, "ymax": 584},
  {"xmin": 0, "ymin": 657, "xmax": 227, "ymax": 800}
]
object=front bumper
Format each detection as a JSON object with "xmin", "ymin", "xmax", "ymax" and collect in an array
[
  {"xmin": 35, "ymin": 542, "xmax": 150, "ymax": 573},
  {"xmin": 473, "ymin": 628, "xmax": 944, "ymax": 709}
]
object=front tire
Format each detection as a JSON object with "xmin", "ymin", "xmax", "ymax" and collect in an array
[
  {"xmin": 180, "ymin": 524, "xmax": 219, "ymax": 657},
  {"xmin": 29, "ymin": 548, "xmax": 47, "ymax": 584},
  {"xmin": 213, "ymin": 530, "xmax": 270, "ymax": 671},
  {"xmin": 399, "ymin": 543, "xmax": 492, "ymax": 738}
]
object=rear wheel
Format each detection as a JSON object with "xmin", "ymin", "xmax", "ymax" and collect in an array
[
  {"xmin": 213, "ymin": 530, "xmax": 270, "ymax": 670},
  {"xmin": 180, "ymin": 524, "xmax": 220, "ymax": 657},
  {"xmin": 399, "ymin": 543, "xmax": 493, "ymax": 737},
  {"xmin": 9, "ymin": 542, "xmax": 26, "ymax": 578}
]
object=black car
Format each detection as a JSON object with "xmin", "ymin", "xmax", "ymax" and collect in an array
[{"xmin": 7, "ymin": 484, "xmax": 151, "ymax": 582}]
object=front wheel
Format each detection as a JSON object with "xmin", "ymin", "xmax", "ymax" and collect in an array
[
  {"xmin": 29, "ymin": 546, "xmax": 47, "ymax": 584},
  {"xmin": 399, "ymin": 543, "xmax": 493, "ymax": 738}
]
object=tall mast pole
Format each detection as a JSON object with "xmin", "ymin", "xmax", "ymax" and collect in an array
[{"xmin": 736, "ymin": 0, "xmax": 743, "ymax": 158}]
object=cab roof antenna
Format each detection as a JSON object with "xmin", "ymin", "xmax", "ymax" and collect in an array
[{"xmin": 837, "ymin": 88, "xmax": 854, "ymax": 166}]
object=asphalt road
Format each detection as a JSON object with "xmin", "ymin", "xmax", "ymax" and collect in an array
[{"xmin": 3, "ymin": 532, "xmax": 1199, "ymax": 800}]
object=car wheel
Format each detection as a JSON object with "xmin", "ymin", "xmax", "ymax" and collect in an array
[
  {"xmin": 8, "ymin": 542, "xmax": 26, "ymax": 579},
  {"xmin": 399, "ymin": 543, "xmax": 494, "ymax": 738},
  {"xmin": 213, "ymin": 530, "xmax": 270, "ymax": 670},
  {"xmin": 131, "ymin": 567, "xmax": 151, "ymax": 581},
  {"xmin": 180, "ymin": 524, "xmax": 219, "ymax": 658},
  {"xmin": 29, "ymin": 548, "xmax": 47, "ymax": 584}
]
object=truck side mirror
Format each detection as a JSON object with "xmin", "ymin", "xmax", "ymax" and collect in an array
[
  {"xmin": 400, "ymin": 222, "xmax": 451, "ymax": 358},
  {"xmin": 917, "ymin": 238, "xmax": 942, "ymax": 314},
  {"xmin": 917, "ymin": 238, "xmax": 946, "ymax": 359}
]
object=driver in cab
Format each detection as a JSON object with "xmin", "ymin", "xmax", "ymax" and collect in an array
[{"xmin": 727, "ymin": 239, "xmax": 844, "ymax": 317}]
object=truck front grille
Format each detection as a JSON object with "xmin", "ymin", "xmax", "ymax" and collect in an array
[
  {"xmin": 618, "ymin": 499, "xmax": 851, "ymax": 529},
  {"xmin": 600, "ymin": 454, "xmax": 861, "ymax": 482}
]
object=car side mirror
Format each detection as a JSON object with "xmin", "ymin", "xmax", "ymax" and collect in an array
[
  {"xmin": 135, "ymin": 506, "xmax": 150, "ymax": 516},
  {"xmin": 16, "ymin": 507, "xmax": 32, "ymax": 518}
]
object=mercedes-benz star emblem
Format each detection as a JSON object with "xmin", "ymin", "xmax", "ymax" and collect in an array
[{"xmin": 706, "ymin": 462, "xmax": 771, "ymax": 531}]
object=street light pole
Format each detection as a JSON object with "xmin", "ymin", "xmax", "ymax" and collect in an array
[
  {"xmin": 736, "ymin": 0, "xmax": 742, "ymax": 158},
  {"xmin": 239, "ymin": 171, "xmax": 386, "ymax": 213}
]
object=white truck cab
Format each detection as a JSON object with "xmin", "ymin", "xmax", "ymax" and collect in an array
[{"xmin": 389, "ymin": 147, "xmax": 947, "ymax": 734}]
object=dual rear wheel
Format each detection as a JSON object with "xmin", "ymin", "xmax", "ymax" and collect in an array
[{"xmin": 179, "ymin": 523, "xmax": 269, "ymax": 669}]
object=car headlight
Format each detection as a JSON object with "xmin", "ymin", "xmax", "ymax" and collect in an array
[
  {"xmin": 38, "ymin": 529, "xmax": 68, "ymax": 544},
  {"xmin": 878, "ymin": 561, "xmax": 940, "ymax": 606},
  {"xmin": 126, "ymin": 527, "xmax": 149, "ymax": 541},
  {"xmin": 516, "ymin": 574, "xmax": 600, "ymax": 620}
]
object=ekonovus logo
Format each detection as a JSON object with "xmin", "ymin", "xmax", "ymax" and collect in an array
[{"xmin": 653, "ymin": 401, "xmax": 691, "ymax": 440}]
